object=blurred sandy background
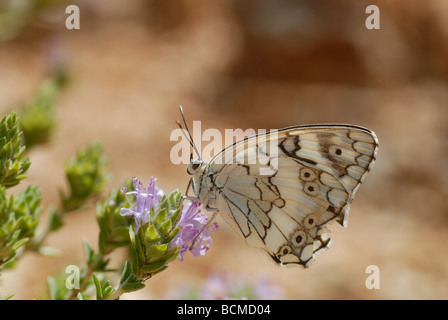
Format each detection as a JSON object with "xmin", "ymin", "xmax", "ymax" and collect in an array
[{"xmin": 0, "ymin": 0, "xmax": 447, "ymax": 299}]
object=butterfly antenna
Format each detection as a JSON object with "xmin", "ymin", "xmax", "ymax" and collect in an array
[
  {"xmin": 176, "ymin": 120, "xmax": 196, "ymax": 159},
  {"xmin": 178, "ymin": 105, "xmax": 201, "ymax": 159}
]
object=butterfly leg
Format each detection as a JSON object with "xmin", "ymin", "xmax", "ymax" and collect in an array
[
  {"xmin": 204, "ymin": 205, "xmax": 219, "ymax": 230},
  {"xmin": 182, "ymin": 179, "xmax": 200, "ymax": 201},
  {"xmin": 184, "ymin": 178, "xmax": 193, "ymax": 197},
  {"xmin": 183, "ymin": 196, "xmax": 200, "ymax": 201}
]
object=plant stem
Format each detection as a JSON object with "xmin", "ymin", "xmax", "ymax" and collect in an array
[
  {"xmin": 104, "ymin": 286, "xmax": 126, "ymax": 300},
  {"xmin": 67, "ymin": 253, "xmax": 104, "ymax": 300}
]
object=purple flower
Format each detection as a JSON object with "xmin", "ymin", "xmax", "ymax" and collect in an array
[
  {"xmin": 172, "ymin": 201, "xmax": 218, "ymax": 262},
  {"xmin": 120, "ymin": 177, "xmax": 217, "ymax": 261},
  {"xmin": 254, "ymin": 275, "xmax": 285, "ymax": 300},
  {"xmin": 200, "ymin": 272, "xmax": 284, "ymax": 300},
  {"xmin": 199, "ymin": 272, "xmax": 233, "ymax": 300},
  {"xmin": 120, "ymin": 177, "xmax": 164, "ymax": 233}
]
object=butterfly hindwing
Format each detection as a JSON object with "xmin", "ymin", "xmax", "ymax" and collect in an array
[{"xmin": 194, "ymin": 125, "xmax": 378, "ymax": 267}]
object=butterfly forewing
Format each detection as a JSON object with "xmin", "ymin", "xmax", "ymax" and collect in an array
[{"xmin": 193, "ymin": 124, "xmax": 378, "ymax": 268}]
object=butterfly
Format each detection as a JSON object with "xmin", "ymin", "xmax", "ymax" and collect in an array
[{"xmin": 178, "ymin": 106, "xmax": 378, "ymax": 268}]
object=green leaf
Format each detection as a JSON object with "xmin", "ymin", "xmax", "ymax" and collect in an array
[
  {"xmin": 128, "ymin": 227, "xmax": 139, "ymax": 274},
  {"xmin": 119, "ymin": 261, "xmax": 145, "ymax": 292},
  {"xmin": 37, "ymin": 246, "xmax": 60, "ymax": 257},
  {"xmin": 121, "ymin": 281, "xmax": 146, "ymax": 292},
  {"xmin": 102, "ymin": 283, "xmax": 114, "ymax": 297},
  {"xmin": 96, "ymin": 179, "xmax": 134, "ymax": 254},
  {"xmin": 0, "ymin": 293, "xmax": 15, "ymax": 300},
  {"xmin": 140, "ymin": 260, "xmax": 166, "ymax": 274},
  {"xmin": 96, "ymin": 179, "xmax": 134, "ymax": 255},
  {"xmin": 150, "ymin": 265, "xmax": 168, "ymax": 276},
  {"xmin": 90, "ymin": 274, "xmax": 116, "ymax": 300},
  {"xmin": 81, "ymin": 238, "xmax": 109, "ymax": 271},
  {"xmin": 11, "ymin": 237, "xmax": 29, "ymax": 251},
  {"xmin": 168, "ymin": 190, "xmax": 181, "ymax": 210},
  {"xmin": 146, "ymin": 224, "xmax": 160, "ymax": 244},
  {"xmin": 169, "ymin": 207, "xmax": 181, "ymax": 225},
  {"xmin": 47, "ymin": 207, "xmax": 64, "ymax": 232},
  {"xmin": 98, "ymin": 230, "xmax": 108, "ymax": 256},
  {"xmin": 0, "ymin": 185, "xmax": 41, "ymax": 266},
  {"xmin": 61, "ymin": 141, "xmax": 110, "ymax": 211},
  {"xmin": 93, "ymin": 278, "xmax": 115, "ymax": 300},
  {"xmin": 82, "ymin": 239, "xmax": 94, "ymax": 265},
  {"xmin": 158, "ymin": 194, "xmax": 169, "ymax": 213},
  {"xmin": 146, "ymin": 243, "xmax": 168, "ymax": 258},
  {"xmin": 155, "ymin": 219, "xmax": 172, "ymax": 241},
  {"xmin": 164, "ymin": 226, "xmax": 180, "ymax": 243},
  {"xmin": 19, "ymin": 78, "xmax": 59, "ymax": 148},
  {"xmin": 134, "ymin": 228, "xmax": 146, "ymax": 264},
  {"xmin": 47, "ymin": 276, "xmax": 58, "ymax": 300},
  {"xmin": 47, "ymin": 273, "xmax": 72, "ymax": 300},
  {"xmin": 154, "ymin": 207, "xmax": 167, "ymax": 226},
  {"xmin": 120, "ymin": 260, "xmax": 133, "ymax": 282},
  {"xmin": 92, "ymin": 273, "xmax": 102, "ymax": 300},
  {"xmin": 0, "ymin": 112, "xmax": 30, "ymax": 189}
]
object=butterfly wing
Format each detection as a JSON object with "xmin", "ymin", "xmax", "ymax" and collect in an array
[{"xmin": 205, "ymin": 125, "xmax": 378, "ymax": 267}]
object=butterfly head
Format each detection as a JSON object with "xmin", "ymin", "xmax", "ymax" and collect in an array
[{"xmin": 187, "ymin": 157, "xmax": 205, "ymax": 175}]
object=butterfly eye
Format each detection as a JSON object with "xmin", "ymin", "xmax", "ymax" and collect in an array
[{"xmin": 192, "ymin": 163, "xmax": 200, "ymax": 170}]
